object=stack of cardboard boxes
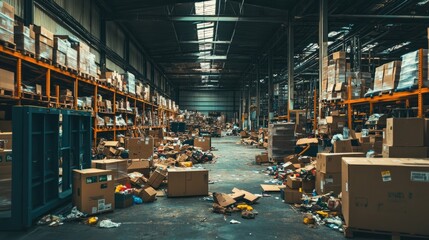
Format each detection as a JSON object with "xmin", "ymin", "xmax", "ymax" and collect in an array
[
  {"xmin": 53, "ymin": 37, "xmax": 68, "ymax": 67},
  {"xmin": 397, "ymin": 49, "xmax": 428, "ymax": 90},
  {"xmin": 267, "ymin": 123, "xmax": 295, "ymax": 162},
  {"xmin": 324, "ymin": 51, "xmax": 350, "ymax": 100},
  {"xmin": 0, "ymin": 2, "xmax": 14, "ymax": 44},
  {"xmin": 382, "ymin": 118, "xmax": 427, "ymax": 158},
  {"xmin": 315, "ymin": 153, "xmax": 364, "ymax": 195},
  {"xmin": 14, "ymin": 24, "xmax": 35, "ymax": 56},
  {"xmin": 33, "ymin": 25, "xmax": 54, "ymax": 61}
]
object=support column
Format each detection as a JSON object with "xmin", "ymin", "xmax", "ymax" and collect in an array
[
  {"xmin": 24, "ymin": 0, "xmax": 34, "ymax": 26},
  {"xmin": 319, "ymin": 0, "xmax": 328, "ymax": 119},
  {"xmin": 248, "ymin": 78, "xmax": 252, "ymax": 130},
  {"xmin": 100, "ymin": 15, "xmax": 107, "ymax": 74},
  {"xmin": 268, "ymin": 52, "xmax": 274, "ymax": 122},
  {"xmin": 287, "ymin": 13, "xmax": 294, "ymax": 120},
  {"xmin": 256, "ymin": 63, "xmax": 260, "ymax": 128}
]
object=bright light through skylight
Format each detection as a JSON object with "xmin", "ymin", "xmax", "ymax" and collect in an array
[
  {"xmin": 381, "ymin": 41, "xmax": 411, "ymax": 54},
  {"xmin": 195, "ymin": 0, "xmax": 217, "ymax": 74}
]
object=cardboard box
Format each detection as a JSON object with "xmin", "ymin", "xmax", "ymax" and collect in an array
[
  {"xmin": 194, "ymin": 136, "xmax": 211, "ymax": 151},
  {"xmin": 382, "ymin": 145, "xmax": 428, "ymax": 158},
  {"xmin": 72, "ymin": 169, "xmax": 114, "ymax": 215},
  {"xmin": 0, "ymin": 1, "xmax": 14, "ymax": 19},
  {"xmin": 333, "ymin": 140, "xmax": 353, "ymax": 153},
  {"xmin": 316, "ymin": 152, "xmax": 365, "ymax": 173},
  {"xmin": 425, "ymin": 119, "xmax": 429, "ymax": 147},
  {"xmin": 127, "ymin": 159, "xmax": 152, "ymax": 177},
  {"xmin": 342, "ymin": 157, "xmax": 429, "ymax": 235},
  {"xmin": 114, "ymin": 193, "xmax": 133, "ymax": 209},
  {"xmin": 167, "ymin": 168, "xmax": 208, "ymax": 197},
  {"xmin": 214, "ymin": 192, "xmax": 236, "ymax": 207},
  {"xmin": 0, "ymin": 68, "xmax": 14, "ymax": 92},
  {"xmin": 332, "ymin": 51, "xmax": 346, "ymax": 60},
  {"xmin": 92, "ymin": 159, "xmax": 128, "ymax": 182},
  {"xmin": 255, "ymin": 154, "xmax": 269, "ymax": 164},
  {"xmin": 135, "ymin": 186, "xmax": 157, "ymax": 203},
  {"xmin": 386, "ymin": 118, "xmax": 424, "ymax": 147},
  {"xmin": 286, "ymin": 176, "xmax": 302, "ymax": 189},
  {"xmin": 301, "ymin": 179, "xmax": 315, "ymax": 193},
  {"xmin": 316, "ymin": 171, "xmax": 341, "ymax": 195},
  {"xmin": 126, "ymin": 137, "xmax": 154, "ymax": 159},
  {"xmin": 0, "ymin": 150, "xmax": 12, "ymax": 211},
  {"xmin": 283, "ymin": 187, "xmax": 303, "ymax": 204},
  {"xmin": 148, "ymin": 170, "xmax": 166, "ymax": 189},
  {"xmin": 0, "ymin": 132, "xmax": 12, "ymax": 149},
  {"xmin": 231, "ymin": 188, "xmax": 260, "ymax": 203}
]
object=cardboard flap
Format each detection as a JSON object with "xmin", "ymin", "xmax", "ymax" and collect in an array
[
  {"xmin": 213, "ymin": 192, "xmax": 236, "ymax": 207},
  {"xmin": 260, "ymin": 184, "xmax": 281, "ymax": 192}
]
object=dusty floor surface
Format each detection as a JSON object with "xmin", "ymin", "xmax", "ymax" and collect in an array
[{"xmin": 0, "ymin": 136, "xmax": 398, "ymax": 239}]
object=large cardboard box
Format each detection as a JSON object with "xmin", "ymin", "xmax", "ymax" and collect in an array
[
  {"xmin": 194, "ymin": 137, "xmax": 211, "ymax": 151},
  {"xmin": 386, "ymin": 118, "xmax": 424, "ymax": 147},
  {"xmin": 316, "ymin": 171, "xmax": 341, "ymax": 195},
  {"xmin": 286, "ymin": 176, "xmax": 302, "ymax": 189},
  {"xmin": 333, "ymin": 140, "xmax": 353, "ymax": 153},
  {"xmin": 72, "ymin": 169, "xmax": 114, "ymax": 215},
  {"xmin": 148, "ymin": 170, "xmax": 166, "ymax": 189},
  {"xmin": 382, "ymin": 145, "xmax": 428, "ymax": 158},
  {"xmin": 342, "ymin": 157, "xmax": 429, "ymax": 235},
  {"xmin": 127, "ymin": 159, "xmax": 152, "ymax": 177},
  {"xmin": 135, "ymin": 186, "xmax": 157, "ymax": 203},
  {"xmin": 0, "ymin": 132, "xmax": 12, "ymax": 149},
  {"xmin": 167, "ymin": 168, "xmax": 208, "ymax": 197},
  {"xmin": 316, "ymin": 152, "xmax": 365, "ymax": 173},
  {"xmin": 283, "ymin": 187, "xmax": 303, "ymax": 204},
  {"xmin": 0, "ymin": 68, "xmax": 14, "ymax": 92},
  {"xmin": 126, "ymin": 136, "xmax": 154, "ymax": 159},
  {"xmin": 92, "ymin": 159, "xmax": 128, "ymax": 183},
  {"xmin": 255, "ymin": 153, "xmax": 269, "ymax": 164}
]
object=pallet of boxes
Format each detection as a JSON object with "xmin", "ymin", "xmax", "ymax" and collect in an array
[
  {"xmin": 267, "ymin": 123, "xmax": 295, "ymax": 163},
  {"xmin": 0, "ymin": 132, "xmax": 12, "ymax": 212}
]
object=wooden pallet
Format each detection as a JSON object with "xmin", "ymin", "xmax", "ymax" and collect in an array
[
  {"xmin": 18, "ymin": 50, "xmax": 35, "ymax": 58},
  {"xmin": 54, "ymin": 63, "xmax": 67, "ymax": 71},
  {"xmin": 68, "ymin": 68, "xmax": 78, "ymax": 75},
  {"xmin": 38, "ymin": 56, "xmax": 52, "ymax": 65},
  {"xmin": 0, "ymin": 40, "xmax": 16, "ymax": 51},
  {"xmin": 79, "ymin": 72, "xmax": 90, "ymax": 79},
  {"xmin": 77, "ymin": 106, "xmax": 93, "ymax": 112},
  {"xmin": 21, "ymin": 92, "xmax": 47, "ymax": 101},
  {"xmin": 0, "ymin": 88, "xmax": 14, "ymax": 97},
  {"xmin": 343, "ymin": 225, "xmax": 429, "ymax": 239}
]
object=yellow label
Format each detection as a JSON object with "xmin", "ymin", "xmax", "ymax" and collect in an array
[{"xmin": 381, "ymin": 171, "xmax": 391, "ymax": 182}]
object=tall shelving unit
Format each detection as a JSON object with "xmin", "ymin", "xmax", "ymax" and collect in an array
[{"xmin": 0, "ymin": 44, "xmax": 178, "ymax": 145}]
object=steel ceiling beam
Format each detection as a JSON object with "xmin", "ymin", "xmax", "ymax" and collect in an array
[
  {"xmin": 108, "ymin": 15, "xmax": 287, "ymax": 23},
  {"xmin": 179, "ymin": 40, "xmax": 231, "ymax": 44}
]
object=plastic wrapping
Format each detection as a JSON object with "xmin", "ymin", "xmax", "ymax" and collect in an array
[
  {"xmin": 0, "ymin": 11, "xmax": 14, "ymax": 43},
  {"xmin": 397, "ymin": 50, "xmax": 428, "ymax": 90},
  {"xmin": 124, "ymin": 72, "xmax": 135, "ymax": 95},
  {"xmin": 37, "ymin": 43, "xmax": 53, "ymax": 60},
  {"xmin": 66, "ymin": 47, "xmax": 78, "ymax": 71},
  {"xmin": 54, "ymin": 49, "xmax": 66, "ymax": 66},
  {"xmin": 14, "ymin": 25, "xmax": 36, "ymax": 55}
]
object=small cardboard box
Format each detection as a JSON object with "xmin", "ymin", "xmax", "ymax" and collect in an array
[
  {"xmin": 0, "ymin": 132, "xmax": 12, "ymax": 149},
  {"xmin": 72, "ymin": 169, "xmax": 115, "ymax": 215},
  {"xmin": 167, "ymin": 168, "xmax": 208, "ymax": 197},
  {"xmin": 148, "ymin": 170, "xmax": 166, "ymax": 189},
  {"xmin": 127, "ymin": 159, "xmax": 152, "ymax": 177},
  {"xmin": 286, "ymin": 176, "xmax": 302, "ymax": 189},
  {"xmin": 135, "ymin": 186, "xmax": 157, "ymax": 203},
  {"xmin": 0, "ymin": 68, "xmax": 15, "ymax": 92},
  {"xmin": 342, "ymin": 157, "xmax": 429, "ymax": 235},
  {"xmin": 333, "ymin": 140, "xmax": 353, "ymax": 153},
  {"xmin": 231, "ymin": 188, "xmax": 260, "ymax": 203},
  {"xmin": 301, "ymin": 179, "xmax": 315, "ymax": 193},
  {"xmin": 386, "ymin": 118, "xmax": 424, "ymax": 147},
  {"xmin": 382, "ymin": 145, "xmax": 428, "ymax": 158},
  {"xmin": 255, "ymin": 154, "xmax": 269, "ymax": 164},
  {"xmin": 283, "ymin": 187, "xmax": 303, "ymax": 204},
  {"xmin": 194, "ymin": 136, "xmax": 211, "ymax": 151}
]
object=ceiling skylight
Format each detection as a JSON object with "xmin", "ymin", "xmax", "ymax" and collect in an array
[{"xmin": 195, "ymin": 0, "xmax": 217, "ymax": 78}]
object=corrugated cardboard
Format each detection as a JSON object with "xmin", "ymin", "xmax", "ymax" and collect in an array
[
  {"xmin": 342, "ymin": 157, "xmax": 429, "ymax": 235},
  {"xmin": 214, "ymin": 192, "xmax": 236, "ymax": 207},
  {"xmin": 127, "ymin": 136, "xmax": 154, "ymax": 159},
  {"xmin": 286, "ymin": 176, "xmax": 302, "ymax": 189},
  {"xmin": 135, "ymin": 186, "xmax": 157, "ymax": 203},
  {"xmin": 260, "ymin": 184, "xmax": 281, "ymax": 192},
  {"xmin": 0, "ymin": 132, "xmax": 12, "ymax": 149},
  {"xmin": 316, "ymin": 152, "xmax": 365, "ymax": 173},
  {"xmin": 283, "ymin": 187, "xmax": 303, "ymax": 204},
  {"xmin": 231, "ymin": 188, "xmax": 260, "ymax": 203},
  {"xmin": 333, "ymin": 140, "xmax": 353, "ymax": 153},
  {"xmin": 382, "ymin": 145, "xmax": 428, "ymax": 158},
  {"xmin": 167, "ymin": 168, "xmax": 208, "ymax": 197},
  {"xmin": 148, "ymin": 169, "xmax": 166, "ymax": 189},
  {"xmin": 92, "ymin": 159, "xmax": 128, "ymax": 182},
  {"xmin": 301, "ymin": 179, "xmax": 315, "ymax": 193},
  {"xmin": 194, "ymin": 137, "xmax": 211, "ymax": 151},
  {"xmin": 127, "ymin": 159, "xmax": 152, "ymax": 177},
  {"xmin": 72, "ymin": 168, "xmax": 114, "ymax": 215},
  {"xmin": 255, "ymin": 154, "xmax": 269, "ymax": 164},
  {"xmin": 316, "ymin": 171, "xmax": 341, "ymax": 195},
  {"xmin": 0, "ymin": 68, "xmax": 14, "ymax": 92},
  {"xmin": 386, "ymin": 118, "xmax": 424, "ymax": 147}
]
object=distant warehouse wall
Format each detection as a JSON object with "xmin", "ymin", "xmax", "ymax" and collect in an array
[{"xmin": 178, "ymin": 90, "xmax": 240, "ymax": 122}]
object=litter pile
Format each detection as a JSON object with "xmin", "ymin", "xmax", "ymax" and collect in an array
[{"xmin": 211, "ymin": 188, "xmax": 260, "ymax": 220}]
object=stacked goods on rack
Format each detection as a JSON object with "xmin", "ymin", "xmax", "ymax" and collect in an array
[
  {"xmin": 33, "ymin": 25, "xmax": 54, "ymax": 61},
  {"xmin": 53, "ymin": 37, "xmax": 67, "ymax": 67},
  {"xmin": 14, "ymin": 24, "xmax": 35, "ymax": 56},
  {"xmin": 397, "ymin": 49, "xmax": 428, "ymax": 91},
  {"xmin": 349, "ymin": 72, "xmax": 372, "ymax": 99},
  {"xmin": 0, "ymin": 2, "xmax": 14, "ymax": 45},
  {"xmin": 366, "ymin": 61, "xmax": 401, "ymax": 96},
  {"xmin": 135, "ymin": 80, "xmax": 143, "ymax": 98},
  {"xmin": 267, "ymin": 123, "xmax": 295, "ymax": 162},
  {"xmin": 143, "ymin": 84, "xmax": 150, "ymax": 101},
  {"xmin": 322, "ymin": 51, "xmax": 352, "ymax": 101},
  {"xmin": 65, "ymin": 40, "xmax": 78, "ymax": 72}
]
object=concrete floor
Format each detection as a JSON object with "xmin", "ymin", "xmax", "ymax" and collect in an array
[{"xmin": 0, "ymin": 136, "xmax": 396, "ymax": 239}]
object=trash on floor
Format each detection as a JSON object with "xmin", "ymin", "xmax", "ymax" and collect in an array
[{"xmin": 99, "ymin": 219, "xmax": 121, "ymax": 228}]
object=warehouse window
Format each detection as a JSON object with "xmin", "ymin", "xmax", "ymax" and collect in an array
[{"xmin": 195, "ymin": 0, "xmax": 217, "ymax": 77}]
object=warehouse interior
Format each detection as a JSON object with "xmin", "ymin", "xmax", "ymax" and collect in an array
[{"xmin": 0, "ymin": 0, "xmax": 429, "ymax": 239}]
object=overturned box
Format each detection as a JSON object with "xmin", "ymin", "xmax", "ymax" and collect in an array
[
  {"xmin": 72, "ymin": 168, "xmax": 114, "ymax": 215},
  {"xmin": 342, "ymin": 157, "xmax": 429, "ymax": 235},
  {"xmin": 167, "ymin": 168, "xmax": 208, "ymax": 197}
]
